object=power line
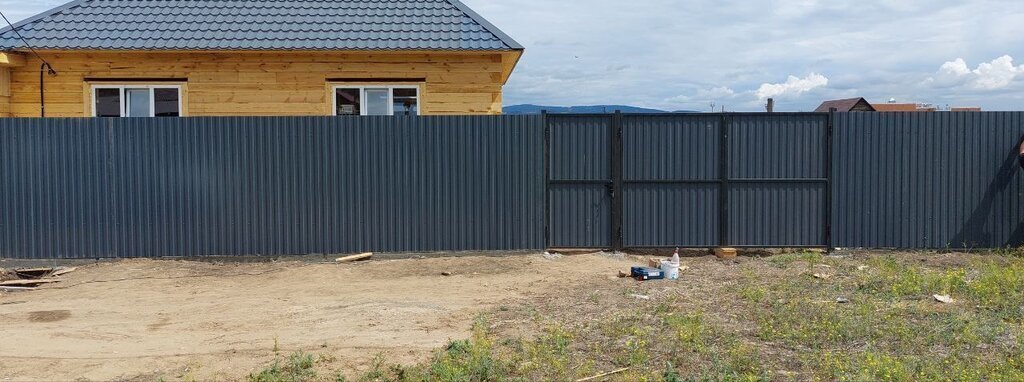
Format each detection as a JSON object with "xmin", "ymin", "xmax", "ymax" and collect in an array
[{"xmin": 0, "ymin": 9, "xmax": 56, "ymax": 74}]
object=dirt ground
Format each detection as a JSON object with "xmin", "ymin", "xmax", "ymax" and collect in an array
[
  {"xmin": 0, "ymin": 252, "xmax": 633, "ymax": 381},
  {"xmin": 5, "ymin": 250, "xmax": 1016, "ymax": 381}
]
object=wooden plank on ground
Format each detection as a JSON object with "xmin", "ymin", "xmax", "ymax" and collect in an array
[
  {"xmin": 335, "ymin": 252, "xmax": 373, "ymax": 263},
  {"xmin": 51, "ymin": 267, "xmax": 78, "ymax": 277},
  {"xmin": 0, "ymin": 279, "xmax": 61, "ymax": 286}
]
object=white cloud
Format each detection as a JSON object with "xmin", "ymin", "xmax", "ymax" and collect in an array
[
  {"xmin": 755, "ymin": 73, "xmax": 829, "ymax": 99},
  {"xmin": 666, "ymin": 86, "xmax": 736, "ymax": 103},
  {"xmin": 661, "ymin": 86, "xmax": 742, "ymax": 111},
  {"xmin": 698, "ymin": 86, "xmax": 736, "ymax": 99},
  {"xmin": 927, "ymin": 55, "xmax": 1024, "ymax": 90}
]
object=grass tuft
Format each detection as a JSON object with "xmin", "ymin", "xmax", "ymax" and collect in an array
[{"xmin": 249, "ymin": 352, "xmax": 317, "ymax": 382}]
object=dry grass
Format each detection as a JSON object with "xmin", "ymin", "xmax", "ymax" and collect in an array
[{"xmin": 245, "ymin": 250, "xmax": 1024, "ymax": 381}]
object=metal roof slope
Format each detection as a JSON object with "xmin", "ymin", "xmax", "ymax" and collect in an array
[
  {"xmin": 813, "ymin": 98, "xmax": 875, "ymax": 112},
  {"xmin": 0, "ymin": 0, "xmax": 523, "ymax": 51}
]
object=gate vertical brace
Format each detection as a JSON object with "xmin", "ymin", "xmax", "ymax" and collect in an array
[
  {"xmin": 610, "ymin": 111, "xmax": 624, "ymax": 251},
  {"xmin": 718, "ymin": 114, "xmax": 730, "ymax": 247},
  {"xmin": 824, "ymin": 109, "xmax": 836, "ymax": 252},
  {"xmin": 542, "ymin": 111, "xmax": 551, "ymax": 249},
  {"xmin": 105, "ymin": 117, "xmax": 117, "ymax": 258}
]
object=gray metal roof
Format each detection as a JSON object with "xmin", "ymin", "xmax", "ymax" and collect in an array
[{"xmin": 0, "ymin": 0, "xmax": 523, "ymax": 51}]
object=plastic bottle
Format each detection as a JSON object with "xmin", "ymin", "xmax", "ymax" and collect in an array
[{"xmin": 662, "ymin": 247, "xmax": 681, "ymax": 280}]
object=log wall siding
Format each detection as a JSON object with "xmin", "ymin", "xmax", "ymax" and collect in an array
[
  {"xmin": 5, "ymin": 51, "xmax": 509, "ymax": 117},
  {"xmin": 0, "ymin": 68, "xmax": 10, "ymax": 117}
]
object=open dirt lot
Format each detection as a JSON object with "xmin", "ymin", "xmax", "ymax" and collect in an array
[
  {"xmin": 0, "ymin": 253, "xmax": 630, "ymax": 381},
  {"xmin": 3, "ymin": 250, "xmax": 1023, "ymax": 381}
]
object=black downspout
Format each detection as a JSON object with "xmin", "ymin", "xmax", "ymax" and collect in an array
[{"xmin": 39, "ymin": 62, "xmax": 55, "ymax": 117}]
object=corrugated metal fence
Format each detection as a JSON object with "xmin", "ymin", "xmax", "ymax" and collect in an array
[
  {"xmin": 548, "ymin": 113, "xmax": 829, "ymax": 249},
  {"xmin": 1, "ymin": 116, "xmax": 545, "ymax": 258},
  {"xmin": 833, "ymin": 112, "xmax": 1024, "ymax": 249},
  {"xmin": 2, "ymin": 112, "xmax": 1023, "ymax": 259}
]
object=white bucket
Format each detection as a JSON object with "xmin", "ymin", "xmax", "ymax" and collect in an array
[{"xmin": 660, "ymin": 260, "xmax": 680, "ymax": 280}]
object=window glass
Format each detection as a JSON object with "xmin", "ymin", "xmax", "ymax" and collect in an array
[
  {"xmin": 336, "ymin": 88, "xmax": 361, "ymax": 115},
  {"xmin": 364, "ymin": 88, "xmax": 389, "ymax": 116},
  {"xmin": 154, "ymin": 88, "xmax": 180, "ymax": 117},
  {"xmin": 95, "ymin": 88, "xmax": 121, "ymax": 117},
  {"xmin": 392, "ymin": 88, "xmax": 418, "ymax": 116},
  {"xmin": 125, "ymin": 88, "xmax": 151, "ymax": 117}
]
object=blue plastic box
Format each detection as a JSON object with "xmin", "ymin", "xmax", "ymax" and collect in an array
[{"xmin": 630, "ymin": 266, "xmax": 664, "ymax": 281}]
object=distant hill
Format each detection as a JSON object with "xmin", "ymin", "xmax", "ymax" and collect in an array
[{"xmin": 503, "ymin": 104, "xmax": 698, "ymax": 115}]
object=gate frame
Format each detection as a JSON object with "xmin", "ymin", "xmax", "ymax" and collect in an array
[{"xmin": 544, "ymin": 111, "xmax": 834, "ymax": 251}]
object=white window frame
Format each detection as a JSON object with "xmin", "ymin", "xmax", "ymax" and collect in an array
[
  {"xmin": 90, "ymin": 84, "xmax": 183, "ymax": 117},
  {"xmin": 331, "ymin": 85, "xmax": 420, "ymax": 116}
]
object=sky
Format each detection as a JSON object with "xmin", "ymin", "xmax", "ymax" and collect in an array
[{"xmin": 3, "ymin": 0, "xmax": 1024, "ymax": 111}]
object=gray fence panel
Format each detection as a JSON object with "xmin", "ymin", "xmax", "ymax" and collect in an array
[
  {"xmin": 0, "ymin": 118, "xmax": 112, "ymax": 259},
  {"xmin": 1, "ymin": 116, "xmax": 545, "ymax": 259},
  {"xmin": 620, "ymin": 114, "xmax": 719, "ymax": 247},
  {"xmin": 549, "ymin": 115, "xmax": 611, "ymax": 180},
  {"xmin": 727, "ymin": 114, "xmax": 828, "ymax": 246},
  {"xmin": 833, "ymin": 112, "xmax": 1024, "ymax": 249},
  {"xmin": 547, "ymin": 115, "xmax": 613, "ymax": 248},
  {"xmin": 730, "ymin": 114, "xmax": 827, "ymax": 179},
  {"xmin": 623, "ymin": 183, "xmax": 718, "ymax": 247},
  {"xmin": 549, "ymin": 184, "xmax": 611, "ymax": 248},
  {"xmin": 622, "ymin": 114, "xmax": 719, "ymax": 180},
  {"xmin": 728, "ymin": 183, "xmax": 825, "ymax": 246}
]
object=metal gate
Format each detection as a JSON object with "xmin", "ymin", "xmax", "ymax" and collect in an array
[{"xmin": 546, "ymin": 112, "xmax": 831, "ymax": 249}]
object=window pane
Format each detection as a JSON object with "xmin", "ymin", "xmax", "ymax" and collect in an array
[
  {"xmin": 95, "ymin": 88, "xmax": 121, "ymax": 117},
  {"xmin": 154, "ymin": 88, "xmax": 180, "ymax": 117},
  {"xmin": 335, "ymin": 88, "xmax": 361, "ymax": 115},
  {"xmin": 126, "ymin": 88, "xmax": 151, "ymax": 117},
  {"xmin": 392, "ymin": 88, "xmax": 418, "ymax": 116},
  {"xmin": 364, "ymin": 88, "xmax": 389, "ymax": 116}
]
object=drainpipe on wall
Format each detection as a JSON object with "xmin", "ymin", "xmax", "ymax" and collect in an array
[{"xmin": 39, "ymin": 62, "xmax": 55, "ymax": 117}]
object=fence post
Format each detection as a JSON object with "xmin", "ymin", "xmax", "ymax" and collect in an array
[
  {"xmin": 542, "ymin": 111, "xmax": 550, "ymax": 249},
  {"xmin": 610, "ymin": 111, "xmax": 624, "ymax": 251},
  {"xmin": 718, "ymin": 113, "xmax": 730, "ymax": 247},
  {"xmin": 105, "ymin": 117, "xmax": 117, "ymax": 258},
  {"xmin": 825, "ymin": 108, "xmax": 836, "ymax": 252}
]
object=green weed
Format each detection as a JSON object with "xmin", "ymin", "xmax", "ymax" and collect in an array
[{"xmin": 249, "ymin": 352, "xmax": 317, "ymax": 382}]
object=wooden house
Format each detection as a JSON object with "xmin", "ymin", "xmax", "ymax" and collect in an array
[{"xmin": 0, "ymin": 0, "xmax": 523, "ymax": 117}]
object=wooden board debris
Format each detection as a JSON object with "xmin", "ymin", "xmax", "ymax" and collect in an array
[
  {"xmin": 714, "ymin": 248, "xmax": 738, "ymax": 259},
  {"xmin": 0, "ymin": 279, "xmax": 61, "ymax": 286},
  {"xmin": 14, "ymin": 267, "xmax": 54, "ymax": 279},
  {"xmin": 51, "ymin": 267, "xmax": 78, "ymax": 277},
  {"xmin": 335, "ymin": 252, "xmax": 373, "ymax": 263},
  {"xmin": 576, "ymin": 367, "xmax": 630, "ymax": 382}
]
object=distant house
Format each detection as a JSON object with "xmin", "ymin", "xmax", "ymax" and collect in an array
[
  {"xmin": 814, "ymin": 98, "xmax": 876, "ymax": 112},
  {"xmin": 0, "ymin": 0, "xmax": 523, "ymax": 117},
  {"xmin": 873, "ymin": 103, "xmax": 937, "ymax": 112},
  {"xmin": 815, "ymin": 98, "xmax": 979, "ymax": 113}
]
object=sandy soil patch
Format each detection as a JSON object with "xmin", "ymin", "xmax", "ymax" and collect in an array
[{"xmin": 0, "ymin": 253, "xmax": 630, "ymax": 381}]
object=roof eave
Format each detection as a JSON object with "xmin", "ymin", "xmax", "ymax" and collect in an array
[
  {"xmin": 5, "ymin": 47, "xmax": 523, "ymax": 53},
  {"xmin": 0, "ymin": 0, "xmax": 91, "ymax": 35}
]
